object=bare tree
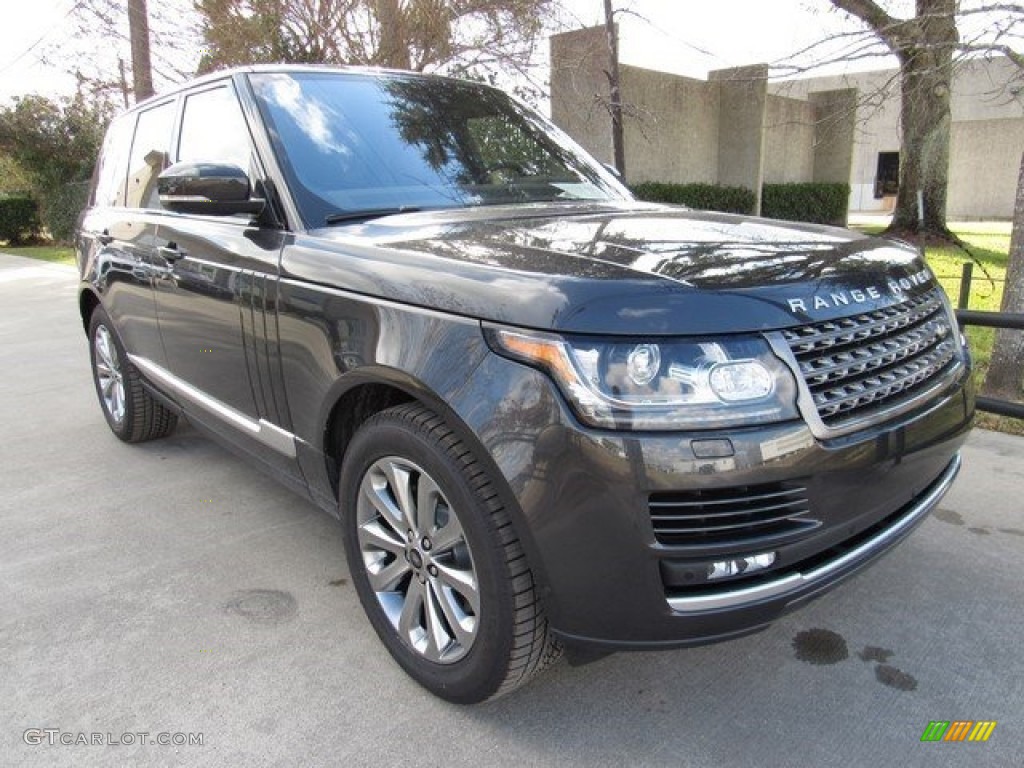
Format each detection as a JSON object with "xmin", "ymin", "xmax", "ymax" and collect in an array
[
  {"xmin": 603, "ymin": 0, "xmax": 624, "ymax": 176},
  {"xmin": 809, "ymin": 1, "xmax": 1024, "ymax": 241},
  {"xmin": 982, "ymin": 152, "xmax": 1024, "ymax": 403},
  {"xmin": 128, "ymin": 0, "xmax": 154, "ymax": 101},
  {"xmin": 47, "ymin": 0, "xmax": 200, "ymax": 104}
]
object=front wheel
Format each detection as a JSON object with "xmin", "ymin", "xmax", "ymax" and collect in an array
[{"xmin": 339, "ymin": 403, "xmax": 559, "ymax": 703}]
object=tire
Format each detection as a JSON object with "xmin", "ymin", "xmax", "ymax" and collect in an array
[
  {"xmin": 339, "ymin": 403, "xmax": 560, "ymax": 703},
  {"xmin": 88, "ymin": 306, "xmax": 177, "ymax": 443}
]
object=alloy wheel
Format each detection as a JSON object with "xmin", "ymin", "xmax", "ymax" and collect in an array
[
  {"xmin": 93, "ymin": 324, "xmax": 125, "ymax": 425},
  {"xmin": 355, "ymin": 456, "xmax": 481, "ymax": 664}
]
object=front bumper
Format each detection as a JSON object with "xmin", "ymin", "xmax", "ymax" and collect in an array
[
  {"xmin": 665, "ymin": 452, "xmax": 959, "ymax": 613},
  {"xmin": 453, "ymin": 352, "xmax": 973, "ymax": 650}
]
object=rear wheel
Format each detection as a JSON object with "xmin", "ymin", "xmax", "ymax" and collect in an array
[
  {"xmin": 339, "ymin": 403, "xmax": 560, "ymax": 703},
  {"xmin": 88, "ymin": 307, "xmax": 177, "ymax": 442}
]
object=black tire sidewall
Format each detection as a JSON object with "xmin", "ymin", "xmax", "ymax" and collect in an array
[{"xmin": 339, "ymin": 412, "xmax": 517, "ymax": 704}]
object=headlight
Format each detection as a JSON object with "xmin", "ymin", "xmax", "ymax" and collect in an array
[{"xmin": 486, "ymin": 326, "xmax": 799, "ymax": 430}]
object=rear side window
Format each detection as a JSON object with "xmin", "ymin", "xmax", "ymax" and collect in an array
[
  {"xmin": 127, "ymin": 101, "xmax": 176, "ymax": 210},
  {"xmin": 177, "ymin": 86, "xmax": 253, "ymax": 172},
  {"xmin": 93, "ymin": 115, "xmax": 134, "ymax": 208}
]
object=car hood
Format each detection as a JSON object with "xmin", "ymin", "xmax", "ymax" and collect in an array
[{"xmin": 283, "ymin": 203, "xmax": 937, "ymax": 335}]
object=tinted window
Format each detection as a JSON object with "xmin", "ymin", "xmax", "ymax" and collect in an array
[
  {"xmin": 249, "ymin": 73, "xmax": 628, "ymax": 227},
  {"xmin": 178, "ymin": 85, "xmax": 253, "ymax": 171},
  {"xmin": 127, "ymin": 101, "xmax": 176, "ymax": 210},
  {"xmin": 93, "ymin": 114, "xmax": 134, "ymax": 208}
]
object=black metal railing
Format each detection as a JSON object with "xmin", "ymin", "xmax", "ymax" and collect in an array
[{"xmin": 952, "ymin": 263, "xmax": 1024, "ymax": 420}]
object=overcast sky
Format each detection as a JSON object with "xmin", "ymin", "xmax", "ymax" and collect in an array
[
  {"xmin": 557, "ymin": 0, "xmax": 886, "ymax": 76},
  {"xmin": 2, "ymin": 0, "xmax": 86, "ymax": 101},
  {"xmin": 0, "ymin": 1, "xmax": 1013, "ymax": 104}
]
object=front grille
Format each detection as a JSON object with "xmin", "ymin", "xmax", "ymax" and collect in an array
[
  {"xmin": 649, "ymin": 483, "xmax": 817, "ymax": 549},
  {"xmin": 783, "ymin": 289, "xmax": 959, "ymax": 429}
]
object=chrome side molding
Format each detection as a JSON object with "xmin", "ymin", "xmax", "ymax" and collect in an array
[{"xmin": 129, "ymin": 355, "xmax": 297, "ymax": 459}]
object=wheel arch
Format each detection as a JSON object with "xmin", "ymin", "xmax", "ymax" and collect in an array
[
  {"xmin": 318, "ymin": 366, "xmax": 555, "ymax": 611},
  {"xmin": 320, "ymin": 366, "xmax": 483, "ymax": 493},
  {"xmin": 321, "ymin": 374, "xmax": 417, "ymax": 494},
  {"xmin": 79, "ymin": 287, "xmax": 101, "ymax": 333}
]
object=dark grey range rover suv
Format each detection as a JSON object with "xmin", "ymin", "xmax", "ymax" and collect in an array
[{"xmin": 76, "ymin": 65, "xmax": 973, "ymax": 703}]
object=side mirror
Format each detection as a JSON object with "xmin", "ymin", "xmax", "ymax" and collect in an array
[{"xmin": 158, "ymin": 162, "xmax": 265, "ymax": 216}]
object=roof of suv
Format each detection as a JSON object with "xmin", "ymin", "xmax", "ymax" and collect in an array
[{"xmin": 131, "ymin": 64, "xmax": 462, "ymax": 113}]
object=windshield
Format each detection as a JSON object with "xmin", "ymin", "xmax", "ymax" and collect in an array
[{"xmin": 248, "ymin": 71, "xmax": 631, "ymax": 227}]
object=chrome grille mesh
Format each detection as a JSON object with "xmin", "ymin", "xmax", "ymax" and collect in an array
[{"xmin": 783, "ymin": 290, "xmax": 958, "ymax": 428}]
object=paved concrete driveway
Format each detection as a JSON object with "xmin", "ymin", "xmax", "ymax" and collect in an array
[{"xmin": 2, "ymin": 252, "xmax": 1021, "ymax": 767}]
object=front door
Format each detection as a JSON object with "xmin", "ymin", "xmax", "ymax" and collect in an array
[{"xmin": 150, "ymin": 81, "xmax": 296, "ymax": 474}]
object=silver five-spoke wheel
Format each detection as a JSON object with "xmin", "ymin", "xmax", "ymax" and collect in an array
[
  {"xmin": 356, "ymin": 456, "xmax": 480, "ymax": 664},
  {"xmin": 93, "ymin": 324, "xmax": 125, "ymax": 425}
]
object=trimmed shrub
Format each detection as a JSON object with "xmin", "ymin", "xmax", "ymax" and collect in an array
[
  {"xmin": 631, "ymin": 182, "xmax": 756, "ymax": 215},
  {"xmin": 761, "ymin": 183, "xmax": 850, "ymax": 226},
  {"xmin": 43, "ymin": 182, "xmax": 91, "ymax": 244},
  {"xmin": 0, "ymin": 196, "xmax": 40, "ymax": 245}
]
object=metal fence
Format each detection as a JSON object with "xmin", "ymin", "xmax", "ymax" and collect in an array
[{"xmin": 952, "ymin": 263, "xmax": 1024, "ymax": 420}]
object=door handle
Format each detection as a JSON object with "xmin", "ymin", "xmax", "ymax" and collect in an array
[
  {"xmin": 159, "ymin": 243, "xmax": 186, "ymax": 263},
  {"xmin": 97, "ymin": 230, "xmax": 113, "ymax": 246}
]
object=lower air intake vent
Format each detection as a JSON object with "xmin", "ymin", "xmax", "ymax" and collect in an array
[{"xmin": 650, "ymin": 483, "xmax": 817, "ymax": 549}]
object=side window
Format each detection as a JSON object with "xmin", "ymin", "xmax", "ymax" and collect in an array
[
  {"xmin": 127, "ymin": 101, "xmax": 176, "ymax": 210},
  {"xmin": 93, "ymin": 115, "xmax": 134, "ymax": 208},
  {"xmin": 177, "ymin": 86, "xmax": 253, "ymax": 172}
]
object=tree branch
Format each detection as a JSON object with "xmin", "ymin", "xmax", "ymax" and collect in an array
[
  {"xmin": 829, "ymin": 0, "xmax": 907, "ymax": 49},
  {"xmin": 959, "ymin": 42, "xmax": 1024, "ymax": 68}
]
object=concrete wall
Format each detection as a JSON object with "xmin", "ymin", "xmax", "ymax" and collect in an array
[
  {"xmin": 620, "ymin": 65, "xmax": 719, "ymax": 184},
  {"xmin": 710, "ymin": 65, "xmax": 768, "ymax": 210},
  {"xmin": 771, "ymin": 72, "xmax": 902, "ymax": 212},
  {"xmin": 549, "ymin": 26, "xmax": 614, "ymax": 166},
  {"xmin": 549, "ymin": 26, "xmax": 1024, "ymax": 219},
  {"xmin": 763, "ymin": 93, "xmax": 814, "ymax": 184},
  {"xmin": 945, "ymin": 57, "xmax": 1024, "ymax": 218},
  {"xmin": 549, "ymin": 27, "xmax": 723, "ymax": 186},
  {"xmin": 950, "ymin": 57, "xmax": 1024, "ymax": 122},
  {"xmin": 770, "ymin": 62, "xmax": 1024, "ymax": 217},
  {"xmin": 809, "ymin": 89, "xmax": 857, "ymax": 188},
  {"xmin": 949, "ymin": 118, "xmax": 1024, "ymax": 219}
]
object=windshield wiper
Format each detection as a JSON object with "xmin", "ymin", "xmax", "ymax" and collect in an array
[{"xmin": 324, "ymin": 206, "xmax": 422, "ymax": 225}]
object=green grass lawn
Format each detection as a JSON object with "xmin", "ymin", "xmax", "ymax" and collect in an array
[
  {"xmin": 853, "ymin": 222, "xmax": 1020, "ymax": 435},
  {"xmin": 1, "ymin": 244, "xmax": 76, "ymax": 266}
]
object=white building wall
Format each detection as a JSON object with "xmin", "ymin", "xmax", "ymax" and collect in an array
[
  {"xmin": 550, "ymin": 26, "xmax": 1024, "ymax": 219},
  {"xmin": 770, "ymin": 59, "xmax": 1024, "ymax": 218}
]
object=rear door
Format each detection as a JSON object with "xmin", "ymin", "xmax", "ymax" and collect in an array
[{"xmin": 83, "ymin": 100, "xmax": 177, "ymax": 368}]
